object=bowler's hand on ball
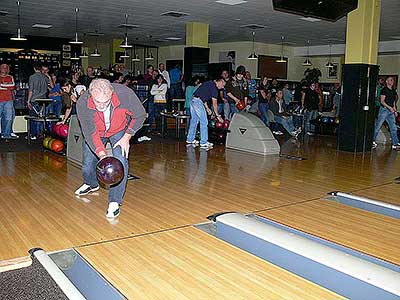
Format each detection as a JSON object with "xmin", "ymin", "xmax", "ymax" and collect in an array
[{"xmin": 114, "ymin": 133, "xmax": 131, "ymax": 159}]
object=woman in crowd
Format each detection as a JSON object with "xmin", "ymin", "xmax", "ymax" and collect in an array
[{"xmin": 150, "ymin": 74, "xmax": 168, "ymax": 133}]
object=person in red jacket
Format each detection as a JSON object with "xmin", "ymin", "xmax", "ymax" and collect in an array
[
  {"xmin": 0, "ymin": 64, "xmax": 17, "ymax": 139},
  {"xmin": 75, "ymin": 78, "xmax": 146, "ymax": 218}
]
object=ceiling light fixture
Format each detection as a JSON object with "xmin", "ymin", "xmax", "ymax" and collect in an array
[
  {"xmin": 248, "ymin": 31, "xmax": 258, "ymax": 60},
  {"xmin": 120, "ymin": 14, "xmax": 133, "ymax": 48},
  {"xmin": 120, "ymin": 49, "xmax": 130, "ymax": 58},
  {"xmin": 79, "ymin": 49, "xmax": 88, "ymax": 58},
  {"xmin": 145, "ymin": 48, "xmax": 154, "ymax": 61},
  {"xmin": 10, "ymin": 1, "xmax": 27, "ymax": 41},
  {"xmin": 302, "ymin": 40, "xmax": 312, "ymax": 66},
  {"xmin": 131, "ymin": 45, "xmax": 140, "ymax": 62},
  {"xmin": 90, "ymin": 33, "xmax": 101, "ymax": 57},
  {"xmin": 326, "ymin": 44, "xmax": 334, "ymax": 68},
  {"xmin": 69, "ymin": 8, "xmax": 83, "ymax": 44},
  {"xmin": 276, "ymin": 35, "xmax": 286, "ymax": 63},
  {"xmin": 71, "ymin": 52, "xmax": 80, "ymax": 61}
]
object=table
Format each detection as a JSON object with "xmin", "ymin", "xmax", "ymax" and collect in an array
[
  {"xmin": 171, "ymin": 98, "xmax": 185, "ymax": 111},
  {"xmin": 160, "ymin": 112, "xmax": 190, "ymax": 139},
  {"xmin": 24, "ymin": 116, "xmax": 61, "ymax": 144}
]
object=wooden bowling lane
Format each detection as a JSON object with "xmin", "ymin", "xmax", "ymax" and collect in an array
[
  {"xmin": 77, "ymin": 227, "xmax": 346, "ymax": 300},
  {"xmin": 258, "ymin": 199, "xmax": 400, "ymax": 265},
  {"xmin": 351, "ymin": 182, "xmax": 400, "ymax": 206},
  {"xmin": 1, "ymin": 138, "xmax": 400, "ymax": 261}
]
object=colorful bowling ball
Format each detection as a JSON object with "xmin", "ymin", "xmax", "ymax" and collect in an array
[
  {"xmin": 223, "ymin": 119, "xmax": 230, "ymax": 129},
  {"xmin": 52, "ymin": 124, "xmax": 60, "ymax": 136},
  {"xmin": 396, "ymin": 115, "xmax": 400, "ymax": 123},
  {"xmin": 335, "ymin": 117, "xmax": 340, "ymax": 124},
  {"xmin": 215, "ymin": 121, "xmax": 224, "ymax": 129},
  {"xmin": 51, "ymin": 139, "xmax": 64, "ymax": 153},
  {"xmin": 209, "ymin": 119, "xmax": 217, "ymax": 128},
  {"xmin": 59, "ymin": 124, "xmax": 69, "ymax": 138},
  {"xmin": 236, "ymin": 100, "xmax": 246, "ymax": 111},
  {"xmin": 48, "ymin": 138, "xmax": 56, "ymax": 149},
  {"xmin": 43, "ymin": 137, "xmax": 51, "ymax": 148},
  {"xmin": 96, "ymin": 156, "xmax": 125, "ymax": 186},
  {"xmin": 218, "ymin": 133, "xmax": 225, "ymax": 140}
]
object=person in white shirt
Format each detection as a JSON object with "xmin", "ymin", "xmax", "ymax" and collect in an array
[
  {"xmin": 150, "ymin": 74, "xmax": 168, "ymax": 133},
  {"xmin": 158, "ymin": 63, "xmax": 170, "ymax": 88}
]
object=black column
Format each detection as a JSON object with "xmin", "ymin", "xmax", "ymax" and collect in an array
[
  {"xmin": 337, "ymin": 64, "xmax": 379, "ymax": 152},
  {"xmin": 184, "ymin": 47, "xmax": 210, "ymax": 83}
]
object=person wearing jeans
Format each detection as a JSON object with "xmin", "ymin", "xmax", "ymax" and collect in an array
[
  {"xmin": 373, "ymin": 76, "xmax": 400, "ymax": 150},
  {"xmin": 269, "ymin": 89, "xmax": 301, "ymax": 137},
  {"xmin": 0, "ymin": 64, "xmax": 16, "ymax": 139},
  {"xmin": 186, "ymin": 78, "xmax": 226, "ymax": 149},
  {"xmin": 258, "ymin": 76, "xmax": 271, "ymax": 126},
  {"xmin": 81, "ymin": 130, "xmax": 129, "ymax": 206},
  {"xmin": 76, "ymin": 79, "xmax": 146, "ymax": 218},
  {"xmin": 301, "ymin": 82, "xmax": 320, "ymax": 135},
  {"xmin": 27, "ymin": 62, "xmax": 48, "ymax": 140}
]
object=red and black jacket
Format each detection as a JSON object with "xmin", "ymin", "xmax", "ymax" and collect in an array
[{"xmin": 77, "ymin": 83, "xmax": 146, "ymax": 156}]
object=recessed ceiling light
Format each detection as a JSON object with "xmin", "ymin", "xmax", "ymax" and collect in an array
[
  {"xmin": 240, "ymin": 24, "xmax": 266, "ymax": 29},
  {"xmin": 86, "ymin": 31, "xmax": 105, "ymax": 36},
  {"xmin": 165, "ymin": 37, "xmax": 182, "ymax": 41},
  {"xmin": 216, "ymin": 0, "xmax": 247, "ymax": 5},
  {"xmin": 300, "ymin": 17, "xmax": 321, "ymax": 22},
  {"xmin": 117, "ymin": 23, "xmax": 139, "ymax": 29},
  {"xmin": 0, "ymin": 10, "xmax": 9, "ymax": 16},
  {"xmin": 32, "ymin": 24, "xmax": 53, "ymax": 29},
  {"xmin": 160, "ymin": 11, "xmax": 190, "ymax": 17}
]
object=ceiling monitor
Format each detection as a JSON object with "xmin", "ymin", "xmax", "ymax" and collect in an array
[{"xmin": 272, "ymin": 0, "xmax": 358, "ymax": 22}]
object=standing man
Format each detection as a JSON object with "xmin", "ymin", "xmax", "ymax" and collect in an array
[
  {"xmin": 220, "ymin": 70, "xmax": 231, "ymax": 119},
  {"xmin": 80, "ymin": 66, "xmax": 96, "ymax": 88},
  {"xmin": 372, "ymin": 76, "xmax": 400, "ymax": 150},
  {"xmin": 225, "ymin": 65, "xmax": 248, "ymax": 118},
  {"xmin": 186, "ymin": 77, "xmax": 226, "ymax": 150},
  {"xmin": 301, "ymin": 81, "xmax": 320, "ymax": 136},
  {"xmin": 75, "ymin": 79, "xmax": 146, "ymax": 218},
  {"xmin": 27, "ymin": 62, "xmax": 48, "ymax": 140},
  {"xmin": 169, "ymin": 64, "xmax": 183, "ymax": 101},
  {"xmin": 158, "ymin": 63, "xmax": 170, "ymax": 89},
  {"xmin": 0, "ymin": 64, "xmax": 17, "ymax": 139}
]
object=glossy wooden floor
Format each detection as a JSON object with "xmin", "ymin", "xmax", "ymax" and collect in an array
[
  {"xmin": 0, "ymin": 136, "xmax": 399, "ymax": 298},
  {"xmin": 78, "ymin": 227, "xmax": 346, "ymax": 300},
  {"xmin": 1, "ymin": 137, "xmax": 399, "ymax": 261},
  {"xmin": 258, "ymin": 197, "xmax": 400, "ymax": 265}
]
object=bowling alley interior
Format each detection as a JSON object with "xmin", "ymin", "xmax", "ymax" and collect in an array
[{"xmin": 0, "ymin": 0, "xmax": 400, "ymax": 299}]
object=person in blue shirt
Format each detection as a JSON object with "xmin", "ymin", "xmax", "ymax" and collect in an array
[
  {"xmin": 185, "ymin": 76, "xmax": 202, "ymax": 115},
  {"xmin": 169, "ymin": 65, "xmax": 183, "ymax": 100},
  {"xmin": 186, "ymin": 78, "xmax": 226, "ymax": 149},
  {"xmin": 47, "ymin": 72, "xmax": 62, "ymax": 118}
]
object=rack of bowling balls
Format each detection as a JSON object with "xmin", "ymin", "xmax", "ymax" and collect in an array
[
  {"xmin": 208, "ymin": 118, "xmax": 230, "ymax": 144},
  {"xmin": 42, "ymin": 123, "xmax": 69, "ymax": 154},
  {"xmin": 314, "ymin": 115, "xmax": 339, "ymax": 135}
]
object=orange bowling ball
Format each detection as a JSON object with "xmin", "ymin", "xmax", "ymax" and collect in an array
[{"xmin": 51, "ymin": 139, "xmax": 64, "ymax": 153}]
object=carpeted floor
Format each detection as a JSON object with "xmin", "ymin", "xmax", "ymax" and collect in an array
[{"xmin": 0, "ymin": 257, "xmax": 68, "ymax": 300}]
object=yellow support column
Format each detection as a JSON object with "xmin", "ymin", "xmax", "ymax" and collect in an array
[
  {"xmin": 345, "ymin": 0, "xmax": 381, "ymax": 64},
  {"xmin": 111, "ymin": 39, "xmax": 123, "ymax": 65},
  {"xmin": 339, "ymin": 0, "xmax": 381, "ymax": 152},
  {"xmin": 185, "ymin": 22, "xmax": 209, "ymax": 48}
]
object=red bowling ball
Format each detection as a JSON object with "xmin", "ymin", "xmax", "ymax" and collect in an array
[
  {"xmin": 223, "ymin": 120, "xmax": 230, "ymax": 129},
  {"xmin": 59, "ymin": 124, "xmax": 69, "ymax": 138},
  {"xmin": 96, "ymin": 156, "xmax": 125, "ymax": 186},
  {"xmin": 236, "ymin": 100, "xmax": 246, "ymax": 111},
  {"xmin": 215, "ymin": 121, "xmax": 224, "ymax": 129}
]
